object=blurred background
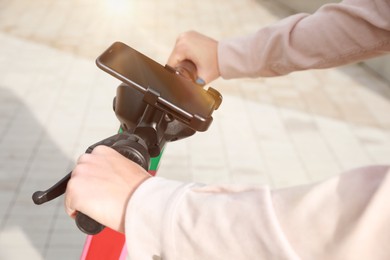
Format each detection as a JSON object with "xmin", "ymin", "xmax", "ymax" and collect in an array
[{"xmin": 0, "ymin": 0, "xmax": 389, "ymax": 259}]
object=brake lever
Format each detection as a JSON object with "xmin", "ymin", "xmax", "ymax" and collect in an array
[{"xmin": 32, "ymin": 132, "xmax": 150, "ymax": 234}]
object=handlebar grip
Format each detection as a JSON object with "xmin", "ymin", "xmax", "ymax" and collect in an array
[
  {"xmin": 175, "ymin": 60, "xmax": 198, "ymax": 82},
  {"xmin": 75, "ymin": 212, "xmax": 105, "ymax": 235},
  {"xmin": 174, "ymin": 60, "xmax": 205, "ymax": 86},
  {"xmin": 74, "ymin": 136, "xmax": 150, "ymax": 235}
]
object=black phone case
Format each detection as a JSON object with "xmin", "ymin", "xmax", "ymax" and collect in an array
[{"xmin": 96, "ymin": 42, "xmax": 221, "ymax": 131}]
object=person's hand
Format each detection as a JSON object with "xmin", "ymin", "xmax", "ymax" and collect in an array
[
  {"xmin": 65, "ymin": 145, "xmax": 151, "ymax": 233},
  {"xmin": 167, "ymin": 31, "xmax": 220, "ymax": 84}
]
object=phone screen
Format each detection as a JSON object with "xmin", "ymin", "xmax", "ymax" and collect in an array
[{"xmin": 96, "ymin": 42, "xmax": 219, "ymax": 131}]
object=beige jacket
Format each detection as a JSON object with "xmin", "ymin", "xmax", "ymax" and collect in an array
[{"xmin": 125, "ymin": 0, "xmax": 390, "ymax": 259}]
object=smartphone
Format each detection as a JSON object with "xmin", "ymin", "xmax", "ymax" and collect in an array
[{"xmin": 96, "ymin": 42, "xmax": 222, "ymax": 131}]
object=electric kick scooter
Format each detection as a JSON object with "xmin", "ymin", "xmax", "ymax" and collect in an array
[{"xmin": 32, "ymin": 42, "xmax": 222, "ymax": 259}]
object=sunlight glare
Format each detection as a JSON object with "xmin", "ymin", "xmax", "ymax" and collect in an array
[{"xmin": 104, "ymin": 0, "xmax": 132, "ymax": 15}]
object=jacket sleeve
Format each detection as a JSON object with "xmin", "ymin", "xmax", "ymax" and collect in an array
[
  {"xmin": 125, "ymin": 165, "xmax": 390, "ymax": 260},
  {"xmin": 218, "ymin": 0, "xmax": 390, "ymax": 78},
  {"xmin": 272, "ymin": 165, "xmax": 390, "ymax": 260}
]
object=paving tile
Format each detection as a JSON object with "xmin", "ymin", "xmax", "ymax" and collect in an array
[
  {"xmin": 280, "ymin": 108, "xmax": 341, "ymax": 181},
  {"xmin": 315, "ymin": 116, "xmax": 373, "ymax": 171},
  {"xmin": 0, "ymin": 226, "xmax": 44, "ymax": 260}
]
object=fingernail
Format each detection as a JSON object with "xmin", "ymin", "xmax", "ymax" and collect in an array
[{"xmin": 195, "ymin": 77, "xmax": 206, "ymax": 86}]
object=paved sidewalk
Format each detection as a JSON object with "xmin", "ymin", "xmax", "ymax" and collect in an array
[{"xmin": 0, "ymin": 0, "xmax": 389, "ymax": 259}]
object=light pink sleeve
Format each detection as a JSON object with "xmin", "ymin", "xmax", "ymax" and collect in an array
[
  {"xmin": 125, "ymin": 178, "xmax": 299, "ymax": 259},
  {"xmin": 272, "ymin": 165, "xmax": 390, "ymax": 259},
  {"xmin": 125, "ymin": 165, "xmax": 390, "ymax": 259},
  {"xmin": 218, "ymin": 0, "xmax": 390, "ymax": 78}
]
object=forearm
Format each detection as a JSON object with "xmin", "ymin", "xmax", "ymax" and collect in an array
[
  {"xmin": 218, "ymin": 0, "xmax": 390, "ymax": 78},
  {"xmin": 272, "ymin": 165, "xmax": 390, "ymax": 259},
  {"xmin": 124, "ymin": 166, "xmax": 390, "ymax": 259},
  {"xmin": 125, "ymin": 177, "xmax": 298, "ymax": 259}
]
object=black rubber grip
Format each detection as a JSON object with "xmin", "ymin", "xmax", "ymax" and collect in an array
[
  {"xmin": 74, "ymin": 134, "xmax": 150, "ymax": 235},
  {"xmin": 75, "ymin": 212, "xmax": 105, "ymax": 235}
]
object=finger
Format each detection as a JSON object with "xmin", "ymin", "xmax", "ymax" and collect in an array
[
  {"xmin": 77, "ymin": 153, "xmax": 93, "ymax": 164},
  {"xmin": 64, "ymin": 179, "xmax": 78, "ymax": 219},
  {"xmin": 91, "ymin": 145, "xmax": 115, "ymax": 155},
  {"xmin": 197, "ymin": 69, "xmax": 213, "ymax": 85},
  {"xmin": 167, "ymin": 52, "xmax": 185, "ymax": 68},
  {"xmin": 167, "ymin": 31, "xmax": 195, "ymax": 67}
]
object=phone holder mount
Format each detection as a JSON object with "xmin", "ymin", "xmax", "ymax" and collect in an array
[{"xmin": 32, "ymin": 49, "xmax": 222, "ymax": 235}]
